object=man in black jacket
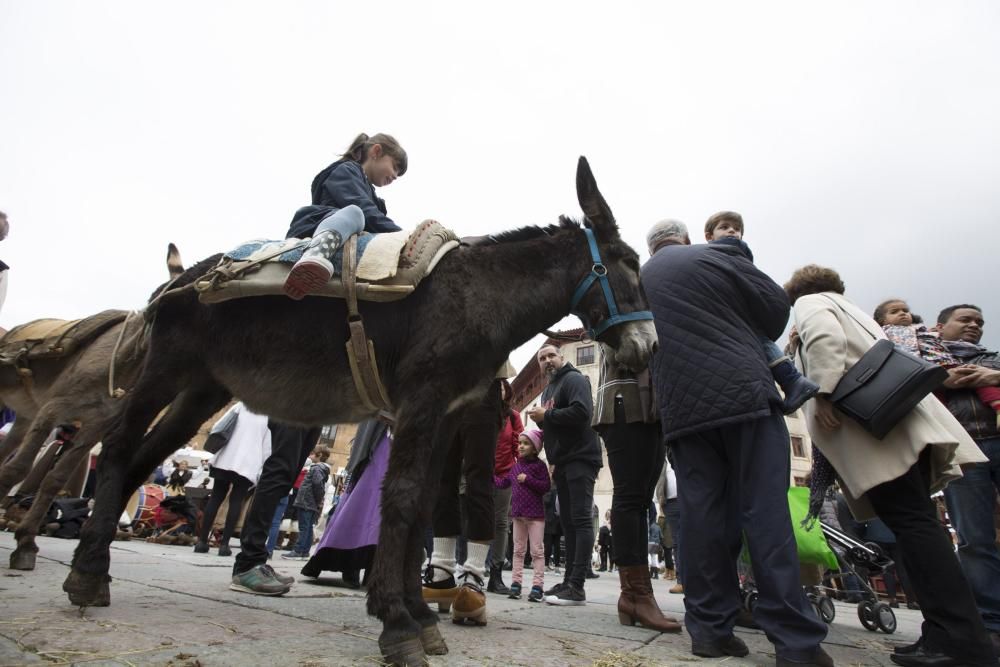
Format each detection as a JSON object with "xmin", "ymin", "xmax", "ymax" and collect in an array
[
  {"xmin": 527, "ymin": 345, "xmax": 602, "ymax": 606},
  {"xmin": 937, "ymin": 304, "xmax": 1000, "ymax": 653},
  {"xmin": 642, "ymin": 223, "xmax": 829, "ymax": 666}
]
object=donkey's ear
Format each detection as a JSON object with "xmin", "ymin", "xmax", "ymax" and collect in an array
[{"xmin": 576, "ymin": 156, "xmax": 618, "ymax": 241}]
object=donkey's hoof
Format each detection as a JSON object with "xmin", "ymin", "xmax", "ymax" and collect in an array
[
  {"xmin": 418, "ymin": 623, "xmax": 448, "ymax": 655},
  {"xmin": 378, "ymin": 635, "xmax": 428, "ymax": 666},
  {"xmin": 62, "ymin": 569, "xmax": 111, "ymax": 607},
  {"xmin": 9, "ymin": 547, "xmax": 37, "ymax": 571}
]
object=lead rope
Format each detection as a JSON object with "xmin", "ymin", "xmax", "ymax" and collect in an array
[{"xmin": 107, "ymin": 311, "xmax": 138, "ymax": 398}]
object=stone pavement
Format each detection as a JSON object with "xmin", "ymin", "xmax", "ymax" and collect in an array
[{"xmin": 0, "ymin": 533, "xmax": 920, "ymax": 666}]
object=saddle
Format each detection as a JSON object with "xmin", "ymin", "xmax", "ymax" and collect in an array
[
  {"xmin": 0, "ymin": 309, "xmax": 130, "ymax": 370},
  {"xmin": 195, "ymin": 220, "xmax": 460, "ymax": 304}
]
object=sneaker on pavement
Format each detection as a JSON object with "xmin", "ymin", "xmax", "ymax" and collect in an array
[
  {"xmin": 508, "ymin": 582, "xmax": 522, "ymax": 600},
  {"xmin": 528, "ymin": 586, "xmax": 544, "ymax": 602},
  {"xmin": 545, "ymin": 583, "xmax": 586, "ymax": 606},
  {"xmin": 230, "ymin": 564, "xmax": 292, "ymax": 596},
  {"xmin": 544, "ymin": 581, "xmax": 568, "ymax": 597},
  {"xmin": 280, "ymin": 551, "xmax": 308, "ymax": 560},
  {"xmin": 265, "ymin": 564, "xmax": 295, "ymax": 586}
]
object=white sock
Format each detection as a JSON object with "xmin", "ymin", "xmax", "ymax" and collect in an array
[
  {"xmin": 463, "ymin": 541, "xmax": 491, "ymax": 582},
  {"xmin": 429, "ymin": 537, "xmax": 457, "ymax": 582}
]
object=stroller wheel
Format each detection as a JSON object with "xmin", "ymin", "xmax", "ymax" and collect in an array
[
  {"xmin": 744, "ymin": 591, "xmax": 759, "ymax": 613},
  {"xmin": 874, "ymin": 602, "xmax": 897, "ymax": 634},
  {"xmin": 818, "ymin": 596, "xmax": 836, "ymax": 623},
  {"xmin": 858, "ymin": 600, "xmax": 879, "ymax": 632}
]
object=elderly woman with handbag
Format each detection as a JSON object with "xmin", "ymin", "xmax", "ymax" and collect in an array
[{"xmin": 786, "ymin": 265, "xmax": 995, "ymax": 667}]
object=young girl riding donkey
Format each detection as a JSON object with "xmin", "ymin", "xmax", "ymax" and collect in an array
[{"xmin": 283, "ymin": 132, "xmax": 407, "ymax": 299}]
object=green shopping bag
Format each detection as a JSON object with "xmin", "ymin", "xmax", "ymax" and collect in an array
[{"xmin": 787, "ymin": 486, "xmax": 839, "ymax": 570}]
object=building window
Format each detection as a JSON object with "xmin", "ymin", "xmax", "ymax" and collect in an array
[
  {"xmin": 321, "ymin": 424, "xmax": 338, "ymax": 441},
  {"xmin": 794, "ymin": 476, "xmax": 808, "ymax": 487},
  {"xmin": 576, "ymin": 345, "xmax": 595, "ymax": 366},
  {"xmin": 790, "ymin": 435, "xmax": 806, "ymax": 459}
]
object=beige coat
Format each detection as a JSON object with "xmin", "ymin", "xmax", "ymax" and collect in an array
[{"xmin": 793, "ymin": 292, "xmax": 985, "ymax": 520}]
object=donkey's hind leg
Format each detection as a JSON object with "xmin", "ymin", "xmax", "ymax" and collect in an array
[
  {"xmin": 64, "ymin": 383, "xmax": 228, "ymax": 607},
  {"xmin": 10, "ymin": 439, "xmax": 92, "ymax": 570}
]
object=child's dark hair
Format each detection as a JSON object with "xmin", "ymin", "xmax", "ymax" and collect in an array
[
  {"xmin": 873, "ymin": 299, "xmax": 907, "ymax": 326},
  {"xmin": 704, "ymin": 211, "xmax": 744, "ymax": 237},
  {"xmin": 343, "ymin": 133, "xmax": 408, "ymax": 176}
]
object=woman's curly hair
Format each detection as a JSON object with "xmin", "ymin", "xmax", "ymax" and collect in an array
[{"xmin": 783, "ymin": 264, "xmax": 846, "ymax": 305}]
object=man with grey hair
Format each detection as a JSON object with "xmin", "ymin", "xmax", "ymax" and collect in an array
[
  {"xmin": 642, "ymin": 219, "xmax": 830, "ymax": 665},
  {"xmin": 646, "ymin": 219, "xmax": 690, "ymax": 255}
]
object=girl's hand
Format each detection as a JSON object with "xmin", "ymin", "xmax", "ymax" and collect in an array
[
  {"xmin": 516, "ymin": 473, "xmax": 527, "ymax": 483},
  {"xmin": 814, "ymin": 396, "xmax": 841, "ymax": 430}
]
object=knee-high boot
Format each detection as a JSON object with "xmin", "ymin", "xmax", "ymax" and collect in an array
[{"xmin": 618, "ymin": 565, "xmax": 683, "ymax": 633}]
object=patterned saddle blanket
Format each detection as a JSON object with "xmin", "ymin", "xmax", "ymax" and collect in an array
[{"xmin": 196, "ymin": 220, "xmax": 460, "ymax": 304}]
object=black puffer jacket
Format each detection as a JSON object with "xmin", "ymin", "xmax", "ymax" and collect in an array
[
  {"xmin": 641, "ymin": 243, "xmax": 789, "ymax": 440},
  {"xmin": 940, "ymin": 350, "xmax": 1000, "ymax": 441},
  {"xmin": 539, "ymin": 363, "xmax": 602, "ymax": 468}
]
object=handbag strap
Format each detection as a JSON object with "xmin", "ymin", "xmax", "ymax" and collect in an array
[{"xmin": 821, "ymin": 294, "xmax": 882, "ymax": 343}]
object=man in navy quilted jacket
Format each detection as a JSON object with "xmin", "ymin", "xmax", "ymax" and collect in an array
[{"xmin": 641, "ymin": 219, "xmax": 830, "ymax": 667}]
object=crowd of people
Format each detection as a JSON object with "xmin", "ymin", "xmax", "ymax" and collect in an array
[{"xmin": 3, "ymin": 132, "xmax": 999, "ymax": 667}]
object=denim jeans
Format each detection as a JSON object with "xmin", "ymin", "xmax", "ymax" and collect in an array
[
  {"xmin": 943, "ymin": 436, "xmax": 1000, "ymax": 633},
  {"xmin": 293, "ymin": 509, "xmax": 316, "ymax": 555},
  {"xmin": 266, "ymin": 494, "xmax": 290, "ymax": 556}
]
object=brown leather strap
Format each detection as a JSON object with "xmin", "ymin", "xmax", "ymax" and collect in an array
[{"xmin": 342, "ymin": 235, "xmax": 360, "ymax": 319}]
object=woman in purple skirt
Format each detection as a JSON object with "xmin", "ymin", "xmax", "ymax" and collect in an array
[{"xmin": 300, "ymin": 419, "xmax": 390, "ymax": 587}]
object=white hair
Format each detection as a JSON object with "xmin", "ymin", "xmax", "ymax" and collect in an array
[{"xmin": 646, "ymin": 219, "xmax": 689, "ymax": 255}]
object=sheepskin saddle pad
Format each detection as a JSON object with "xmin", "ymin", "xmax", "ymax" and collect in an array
[{"xmin": 196, "ymin": 219, "xmax": 459, "ymax": 304}]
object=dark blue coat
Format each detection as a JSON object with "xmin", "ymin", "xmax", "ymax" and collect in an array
[
  {"xmin": 286, "ymin": 159, "xmax": 401, "ymax": 239},
  {"xmin": 641, "ymin": 242, "xmax": 789, "ymax": 440}
]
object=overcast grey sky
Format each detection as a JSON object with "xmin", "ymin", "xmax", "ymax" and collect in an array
[{"xmin": 2, "ymin": 1, "xmax": 998, "ymax": 370}]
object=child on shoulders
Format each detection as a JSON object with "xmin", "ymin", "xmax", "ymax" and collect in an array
[
  {"xmin": 876, "ymin": 299, "xmax": 1000, "ymax": 426},
  {"xmin": 704, "ymin": 211, "xmax": 820, "ymax": 414}
]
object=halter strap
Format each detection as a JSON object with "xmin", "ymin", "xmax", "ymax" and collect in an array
[{"xmin": 569, "ymin": 228, "xmax": 653, "ymax": 340}]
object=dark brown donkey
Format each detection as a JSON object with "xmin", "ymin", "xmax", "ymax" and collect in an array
[
  {"xmin": 0, "ymin": 245, "xmax": 184, "ymax": 570},
  {"xmin": 64, "ymin": 159, "xmax": 657, "ymax": 667}
]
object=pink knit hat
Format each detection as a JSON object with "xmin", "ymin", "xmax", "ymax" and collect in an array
[{"xmin": 521, "ymin": 429, "xmax": 544, "ymax": 453}]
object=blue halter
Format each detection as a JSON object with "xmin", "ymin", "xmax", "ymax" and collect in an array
[{"xmin": 569, "ymin": 228, "xmax": 653, "ymax": 340}]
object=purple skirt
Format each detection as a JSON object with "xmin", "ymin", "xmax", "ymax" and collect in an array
[{"xmin": 301, "ymin": 433, "xmax": 389, "ymax": 576}]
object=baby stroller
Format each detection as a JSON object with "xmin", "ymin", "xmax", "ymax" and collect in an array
[{"xmin": 816, "ymin": 521, "xmax": 897, "ymax": 634}]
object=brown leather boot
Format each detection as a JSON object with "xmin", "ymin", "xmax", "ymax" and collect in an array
[{"xmin": 617, "ymin": 565, "xmax": 683, "ymax": 633}]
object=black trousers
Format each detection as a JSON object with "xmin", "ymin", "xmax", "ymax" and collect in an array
[
  {"xmin": 199, "ymin": 468, "xmax": 253, "ymax": 546},
  {"xmin": 432, "ymin": 384, "xmax": 501, "ymax": 542},
  {"xmin": 672, "ymin": 410, "xmax": 826, "ymax": 660},
  {"xmin": 554, "ymin": 460, "xmax": 598, "ymax": 588},
  {"xmin": 234, "ymin": 422, "xmax": 320, "ymax": 575},
  {"xmin": 865, "ymin": 448, "xmax": 996, "ymax": 664},
  {"xmin": 544, "ymin": 529, "xmax": 561, "ymax": 567},
  {"xmin": 599, "ymin": 404, "xmax": 665, "ymax": 567}
]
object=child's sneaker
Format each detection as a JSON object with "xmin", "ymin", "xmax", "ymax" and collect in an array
[
  {"xmin": 781, "ymin": 375, "xmax": 821, "ymax": 414},
  {"xmin": 528, "ymin": 586, "xmax": 544, "ymax": 602},
  {"xmin": 508, "ymin": 582, "xmax": 522, "ymax": 599},
  {"xmin": 545, "ymin": 582, "xmax": 586, "ymax": 606}
]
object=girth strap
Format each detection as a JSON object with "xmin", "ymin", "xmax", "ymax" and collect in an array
[{"xmin": 342, "ymin": 236, "xmax": 392, "ymax": 415}]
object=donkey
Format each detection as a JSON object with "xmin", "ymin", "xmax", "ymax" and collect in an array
[
  {"xmin": 63, "ymin": 158, "xmax": 656, "ymax": 667},
  {"xmin": 0, "ymin": 245, "xmax": 184, "ymax": 570}
]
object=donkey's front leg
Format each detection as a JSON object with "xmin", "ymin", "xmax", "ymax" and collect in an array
[{"xmin": 367, "ymin": 416, "xmax": 436, "ymax": 667}]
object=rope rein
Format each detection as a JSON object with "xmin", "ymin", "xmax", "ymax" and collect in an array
[{"xmin": 107, "ymin": 311, "xmax": 138, "ymax": 398}]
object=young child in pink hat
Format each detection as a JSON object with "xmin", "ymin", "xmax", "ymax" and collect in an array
[{"xmin": 495, "ymin": 429, "xmax": 551, "ymax": 601}]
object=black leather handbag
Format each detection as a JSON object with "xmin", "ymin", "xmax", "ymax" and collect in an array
[{"xmin": 825, "ymin": 297, "xmax": 948, "ymax": 439}]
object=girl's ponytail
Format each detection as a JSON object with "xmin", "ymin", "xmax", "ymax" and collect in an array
[{"xmin": 343, "ymin": 133, "xmax": 371, "ymax": 163}]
